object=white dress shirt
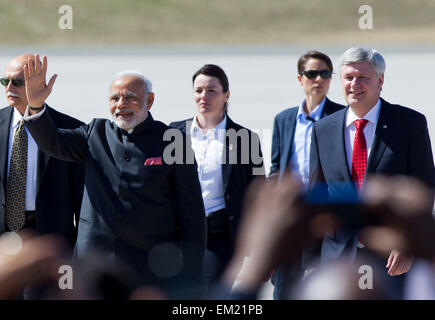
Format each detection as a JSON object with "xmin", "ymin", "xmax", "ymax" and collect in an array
[
  {"xmin": 345, "ymin": 100, "xmax": 381, "ymax": 249},
  {"xmin": 289, "ymin": 97, "xmax": 326, "ymax": 187},
  {"xmin": 8, "ymin": 107, "xmax": 38, "ymax": 211},
  {"xmin": 344, "ymin": 99, "xmax": 381, "ymax": 175},
  {"xmin": 190, "ymin": 115, "xmax": 227, "ymax": 216}
]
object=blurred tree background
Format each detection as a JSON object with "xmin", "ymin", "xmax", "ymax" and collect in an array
[{"xmin": 0, "ymin": 0, "xmax": 434, "ymax": 45}]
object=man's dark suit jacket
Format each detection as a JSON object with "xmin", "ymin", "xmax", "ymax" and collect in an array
[
  {"xmin": 26, "ymin": 110, "xmax": 206, "ymax": 296},
  {"xmin": 0, "ymin": 106, "xmax": 84, "ymax": 246},
  {"xmin": 169, "ymin": 114, "xmax": 264, "ymax": 253},
  {"xmin": 270, "ymin": 97, "xmax": 345, "ymax": 178},
  {"xmin": 309, "ymin": 98, "xmax": 435, "ymax": 264},
  {"xmin": 269, "ymin": 97, "xmax": 344, "ymax": 299}
]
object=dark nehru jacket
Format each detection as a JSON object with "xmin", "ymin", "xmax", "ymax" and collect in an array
[{"xmin": 26, "ymin": 110, "xmax": 206, "ymax": 297}]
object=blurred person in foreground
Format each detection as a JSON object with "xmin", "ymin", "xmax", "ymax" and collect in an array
[
  {"xmin": 214, "ymin": 173, "xmax": 435, "ymax": 300},
  {"xmin": 170, "ymin": 64, "xmax": 264, "ymax": 296},
  {"xmin": 270, "ymin": 50, "xmax": 344, "ymax": 299},
  {"xmin": 307, "ymin": 46, "xmax": 435, "ymax": 297},
  {"xmin": 0, "ymin": 54, "xmax": 84, "ymax": 247},
  {"xmin": 0, "ymin": 232, "xmax": 168, "ymax": 299},
  {"xmin": 1, "ymin": 175, "xmax": 434, "ymax": 300},
  {"xmin": 21, "ymin": 54, "xmax": 206, "ymax": 299},
  {"xmin": 0, "ymin": 232, "xmax": 67, "ymax": 300}
]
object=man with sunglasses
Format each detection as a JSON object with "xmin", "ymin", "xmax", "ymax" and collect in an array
[
  {"xmin": 308, "ymin": 46, "xmax": 435, "ymax": 298},
  {"xmin": 0, "ymin": 54, "xmax": 84, "ymax": 247},
  {"xmin": 269, "ymin": 50, "xmax": 344, "ymax": 299}
]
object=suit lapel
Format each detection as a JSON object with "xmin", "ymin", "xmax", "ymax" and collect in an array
[
  {"xmin": 36, "ymin": 150, "xmax": 50, "ymax": 196},
  {"xmin": 222, "ymin": 115, "xmax": 235, "ymax": 193},
  {"xmin": 336, "ymin": 109, "xmax": 353, "ymax": 181},
  {"xmin": 282, "ymin": 111, "xmax": 297, "ymax": 167},
  {"xmin": 366, "ymin": 100, "xmax": 389, "ymax": 175},
  {"xmin": 323, "ymin": 98, "xmax": 351, "ymax": 180},
  {"xmin": 35, "ymin": 107, "xmax": 52, "ymax": 196},
  {"xmin": 183, "ymin": 119, "xmax": 195, "ymax": 166},
  {"xmin": 321, "ymin": 98, "xmax": 333, "ymax": 117},
  {"xmin": 180, "ymin": 119, "xmax": 190, "ymax": 135},
  {"xmin": 0, "ymin": 108, "xmax": 13, "ymax": 191}
]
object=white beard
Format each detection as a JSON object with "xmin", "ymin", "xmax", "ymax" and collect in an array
[
  {"xmin": 113, "ymin": 116, "xmax": 138, "ymax": 132},
  {"xmin": 112, "ymin": 107, "xmax": 147, "ymax": 132}
]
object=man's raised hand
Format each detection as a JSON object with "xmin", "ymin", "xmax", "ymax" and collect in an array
[{"xmin": 23, "ymin": 54, "xmax": 57, "ymax": 111}]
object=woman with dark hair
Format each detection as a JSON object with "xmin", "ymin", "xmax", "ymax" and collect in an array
[{"xmin": 170, "ymin": 64, "xmax": 264, "ymax": 296}]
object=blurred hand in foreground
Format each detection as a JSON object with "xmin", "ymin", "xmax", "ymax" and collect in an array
[
  {"xmin": 0, "ymin": 232, "xmax": 65, "ymax": 299},
  {"xmin": 361, "ymin": 175, "xmax": 435, "ymax": 274},
  {"xmin": 223, "ymin": 172, "xmax": 317, "ymax": 292}
]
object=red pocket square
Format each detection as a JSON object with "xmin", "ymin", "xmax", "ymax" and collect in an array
[{"xmin": 144, "ymin": 156, "xmax": 163, "ymax": 166}]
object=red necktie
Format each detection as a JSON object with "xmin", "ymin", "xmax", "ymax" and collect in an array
[
  {"xmin": 352, "ymin": 119, "xmax": 368, "ymax": 247},
  {"xmin": 351, "ymin": 119, "xmax": 368, "ymax": 190}
]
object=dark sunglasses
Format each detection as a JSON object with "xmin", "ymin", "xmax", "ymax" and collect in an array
[
  {"xmin": 0, "ymin": 77, "xmax": 25, "ymax": 87},
  {"xmin": 300, "ymin": 70, "xmax": 332, "ymax": 79}
]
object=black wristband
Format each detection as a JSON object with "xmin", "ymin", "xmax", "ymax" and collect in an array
[{"xmin": 29, "ymin": 105, "xmax": 44, "ymax": 111}]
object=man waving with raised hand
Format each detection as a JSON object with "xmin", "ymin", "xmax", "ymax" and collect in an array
[{"xmin": 23, "ymin": 54, "xmax": 206, "ymax": 299}]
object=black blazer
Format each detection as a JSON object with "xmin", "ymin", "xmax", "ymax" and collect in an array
[
  {"xmin": 169, "ymin": 114, "xmax": 264, "ymax": 252},
  {"xmin": 270, "ymin": 97, "xmax": 344, "ymax": 177},
  {"xmin": 26, "ymin": 111, "xmax": 206, "ymax": 287},
  {"xmin": 0, "ymin": 106, "xmax": 84, "ymax": 246},
  {"xmin": 309, "ymin": 98, "xmax": 435, "ymax": 263}
]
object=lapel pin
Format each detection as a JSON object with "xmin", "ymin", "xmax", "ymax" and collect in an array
[
  {"xmin": 229, "ymin": 144, "xmax": 233, "ymax": 151},
  {"xmin": 383, "ymin": 125, "xmax": 387, "ymax": 129}
]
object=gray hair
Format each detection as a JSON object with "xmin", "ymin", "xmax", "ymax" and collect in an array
[
  {"xmin": 111, "ymin": 70, "xmax": 153, "ymax": 93},
  {"xmin": 339, "ymin": 46, "xmax": 386, "ymax": 76}
]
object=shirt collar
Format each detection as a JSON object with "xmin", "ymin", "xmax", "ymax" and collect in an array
[
  {"xmin": 12, "ymin": 107, "xmax": 24, "ymax": 129},
  {"xmin": 297, "ymin": 97, "xmax": 327, "ymax": 122},
  {"xmin": 346, "ymin": 99, "xmax": 381, "ymax": 128},
  {"xmin": 190, "ymin": 114, "xmax": 227, "ymax": 138}
]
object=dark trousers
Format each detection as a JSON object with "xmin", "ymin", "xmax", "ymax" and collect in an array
[{"xmin": 200, "ymin": 209, "xmax": 231, "ymax": 298}]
